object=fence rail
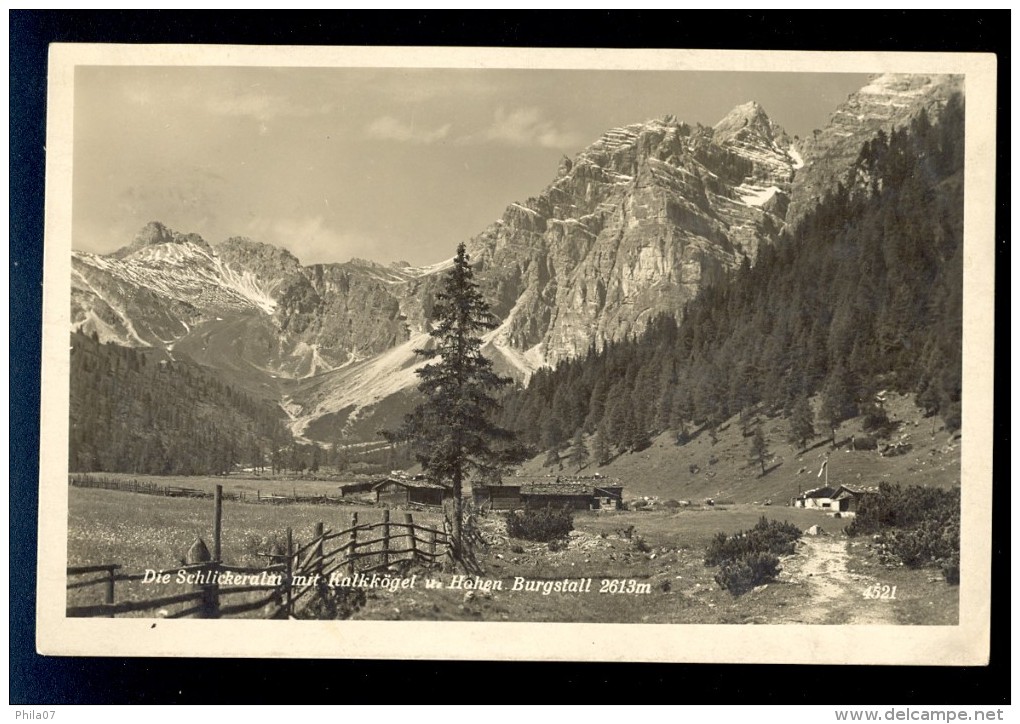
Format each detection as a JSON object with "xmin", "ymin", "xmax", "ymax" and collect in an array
[{"xmin": 67, "ymin": 485, "xmax": 453, "ymax": 619}]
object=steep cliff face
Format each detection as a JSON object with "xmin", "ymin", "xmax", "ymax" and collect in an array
[
  {"xmin": 786, "ymin": 73, "xmax": 964, "ymax": 227},
  {"xmin": 467, "ymin": 108, "xmax": 797, "ymax": 367}
]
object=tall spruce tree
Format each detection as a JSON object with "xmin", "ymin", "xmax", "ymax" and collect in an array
[
  {"xmin": 750, "ymin": 425, "xmax": 770, "ymax": 476},
  {"xmin": 571, "ymin": 427, "xmax": 590, "ymax": 472},
  {"xmin": 788, "ymin": 394, "xmax": 816, "ymax": 450},
  {"xmin": 592, "ymin": 424, "xmax": 611, "ymax": 466},
  {"xmin": 387, "ymin": 243, "xmax": 523, "ymax": 555}
]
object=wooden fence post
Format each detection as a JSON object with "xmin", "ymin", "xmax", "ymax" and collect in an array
[
  {"xmin": 213, "ymin": 485, "xmax": 223, "ymax": 562},
  {"xmin": 313, "ymin": 522, "xmax": 324, "ymax": 581},
  {"xmin": 403, "ymin": 513, "xmax": 416, "ymax": 562},
  {"xmin": 104, "ymin": 566, "xmax": 116, "ymax": 618},
  {"xmin": 284, "ymin": 527, "xmax": 294, "ymax": 617},
  {"xmin": 428, "ymin": 529, "xmax": 437, "ymax": 564},
  {"xmin": 347, "ymin": 512, "xmax": 358, "ymax": 575},
  {"xmin": 442, "ymin": 518, "xmax": 454, "ymax": 564},
  {"xmin": 381, "ymin": 509, "xmax": 391, "ymax": 567},
  {"xmin": 185, "ymin": 538, "xmax": 219, "ymax": 618}
]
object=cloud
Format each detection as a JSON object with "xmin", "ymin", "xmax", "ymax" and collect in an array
[
  {"xmin": 115, "ymin": 166, "xmax": 225, "ymax": 232},
  {"xmin": 245, "ymin": 216, "xmax": 379, "ymax": 266},
  {"xmin": 477, "ymin": 107, "xmax": 583, "ymax": 149},
  {"xmin": 120, "ymin": 80, "xmax": 331, "ymax": 128},
  {"xmin": 204, "ymin": 93, "xmax": 334, "ymax": 124},
  {"xmin": 365, "ymin": 116, "xmax": 452, "ymax": 144}
]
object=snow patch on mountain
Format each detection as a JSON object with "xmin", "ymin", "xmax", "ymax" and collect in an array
[
  {"xmin": 736, "ymin": 184, "xmax": 782, "ymax": 207},
  {"xmin": 289, "ymin": 333, "xmax": 431, "ymax": 439},
  {"xmin": 788, "ymin": 145, "xmax": 805, "ymax": 169}
]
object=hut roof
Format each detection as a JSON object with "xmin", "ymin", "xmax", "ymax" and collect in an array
[
  {"xmin": 372, "ymin": 476, "xmax": 446, "ymax": 491},
  {"xmin": 801, "ymin": 486, "xmax": 837, "ymax": 499},
  {"xmin": 833, "ymin": 485, "xmax": 871, "ymax": 498},
  {"xmin": 521, "ymin": 483, "xmax": 599, "ymax": 496}
]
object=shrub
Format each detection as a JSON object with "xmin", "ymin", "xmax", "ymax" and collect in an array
[
  {"xmin": 714, "ymin": 552, "xmax": 781, "ymax": 596},
  {"xmin": 846, "ymin": 483, "xmax": 960, "ymax": 575},
  {"xmin": 704, "ymin": 517, "xmax": 801, "ymax": 567},
  {"xmin": 847, "ymin": 483, "xmax": 959, "ymax": 536},
  {"xmin": 704, "ymin": 517, "xmax": 801, "ymax": 596},
  {"xmin": 505, "ymin": 506, "xmax": 574, "ymax": 542},
  {"xmin": 860, "ymin": 402, "xmax": 892, "ymax": 434},
  {"xmin": 633, "ymin": 535, "xmax": 651, "ymax": 553}
]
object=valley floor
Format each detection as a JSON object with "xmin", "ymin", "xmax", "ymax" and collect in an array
[
  {"xmin": 65, "ymin": 486, "xmax": 958, "ymax": 626},
  {"xmin": 348, "ymin": 506, "xmax": 958, "ymax": 626}
]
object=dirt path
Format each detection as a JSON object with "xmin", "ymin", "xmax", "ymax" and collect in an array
[{"xmin": 774, "ymin": 535, "xmax": 897, "ymax": 624}]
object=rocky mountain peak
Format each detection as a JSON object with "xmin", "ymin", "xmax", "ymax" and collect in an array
[
  {"xmin": 111, "ymin": 221, "xmax": 212, "ymax": 259},
  {"xmin": 712, "ymin": 101, "xmax": 796, "ymax": 186},
  {"xmin": 713, "ymin": 101, "xmax": 772, "ymax": 138}
]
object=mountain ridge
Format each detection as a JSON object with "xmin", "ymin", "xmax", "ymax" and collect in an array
[{"xmin": 70, "ymin": 73, "xmax": 963, "ymax": 444}]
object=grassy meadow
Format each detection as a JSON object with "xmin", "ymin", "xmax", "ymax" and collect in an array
[
  {"xmin": 67, "ymin": 482, "xmax": 956, "ymax": 624},
  {"xmin": 66, "ymin": 486, "xmax": 442, "ymax": 617}
]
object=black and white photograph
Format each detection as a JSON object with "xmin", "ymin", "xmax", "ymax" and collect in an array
[{"xmin": 35, "ymin": 44, "xmax": 996, "ymax": 663}]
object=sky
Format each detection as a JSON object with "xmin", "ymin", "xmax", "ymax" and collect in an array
[{"xmin": 72, "ymin": 67, "xmax": 871, "ymax": 266}]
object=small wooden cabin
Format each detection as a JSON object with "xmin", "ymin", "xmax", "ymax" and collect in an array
[
  {"xmin": 792, "ymin": 486, "xmax": 837, "ymax": 509},
  {"xmin": 519, "ymin": 476, "xmax": 624, "ymax": 511},
  {"xmin": 373, "ymin": 476, "xmax": 449, "ymax": 508},
  {"xmin": 831, "ymin": 485, "xmax": 868, "ymax": 512},
  {"xmin": 337, "ymin": 480, "xmax": 378, "ymax": 498},
  {"xmin": 471, "ymin": 484, "xmax": 522, "ymax": 511}
]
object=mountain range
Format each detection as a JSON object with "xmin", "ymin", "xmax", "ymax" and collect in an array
[{"xmin": 70, "ymin": 73, "xmax": 963, "ymax": 446}]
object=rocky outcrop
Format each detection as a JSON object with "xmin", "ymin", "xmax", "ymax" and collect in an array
[
  {"xmin": 786, "ymin": 73, "xmax": 964, "ymax": 228},
  {"xmin": 466, "ymin": 111, "xmax": 796, "ymax": 366}
]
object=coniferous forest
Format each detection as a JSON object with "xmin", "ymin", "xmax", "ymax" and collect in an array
[
  {"xmin": 496, "ymin": 95, "xmax": 965, "ymax": 458},
  {"xmin": 69, "ymin": 331, "xmax": 289, "ymax": 474}
]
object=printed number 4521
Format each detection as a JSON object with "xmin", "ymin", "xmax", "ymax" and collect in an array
[{"xmin": 863, "ymin": 584, "xmax": 897, "ymax": 600}]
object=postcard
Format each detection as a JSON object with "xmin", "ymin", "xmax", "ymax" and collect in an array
[{"xmin": 37, "ymin": 45, "xmax": 996, "ymax": 663}]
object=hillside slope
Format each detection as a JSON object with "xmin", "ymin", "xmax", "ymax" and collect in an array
[{"xmin": 513, "ymin": 393, "xmax": 961, "ymax": 504}]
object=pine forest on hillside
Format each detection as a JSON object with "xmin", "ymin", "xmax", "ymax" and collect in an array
[{"xmin": 69, "ymin": 331, "xmax": 289, "ymax": 475}]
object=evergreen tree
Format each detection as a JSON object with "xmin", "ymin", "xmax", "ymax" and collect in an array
[
  {"xmin": 750, "ymin": 425, "xmax": 769, "ymax": 476},
  {"xmin": 386, "ymin": 243, "xmax": 524, "ymax": 555},
  {"xmin": 788, "ymin": 394, "xmax": 816, "ymax": 449},
  {"xmin": 819, "ymin": 363, "xmax": 858, "ymax": 445},
  {"xmin": 571, "ymin": 427, "xmax": 590, "ymax": 472},
  {"xmin": 592, "ymin": 424, "xmax": 611, "ymax": 466}
]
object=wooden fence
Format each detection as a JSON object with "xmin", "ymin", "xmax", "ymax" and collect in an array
[{"xmin": 67, "ymin": 486, "xmax": 452, "ymax": 619}]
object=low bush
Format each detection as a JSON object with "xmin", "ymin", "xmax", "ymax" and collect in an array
[
  {"xmin": 704, "ymin": 517, "xmax": 801, "ymax": 567},
  {"xmin": 847, "ymin": 483, "xmax": 960, "ymax": 582},
  {"xmin": 505, "ymin": 506, "xmax": 574, "ymax": 542},
  {"xmin": 847, "ymin": 483, "xmax": 959, "ymax": 536},
  {"xmin": 714, "ymin": 552, "xmax": 781, "ymax": 596},
  {"xmin": 860, "ymin": 402, "xmax": 893, "ymax": 434},
  {"xmin": 704, "ymin": 517, "xmax": 801, "ymax": 596}
]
